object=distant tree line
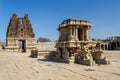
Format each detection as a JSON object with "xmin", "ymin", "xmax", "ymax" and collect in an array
[{"xmin": 37, "ymin": 37, "xmax": 51, "ymax": 42}]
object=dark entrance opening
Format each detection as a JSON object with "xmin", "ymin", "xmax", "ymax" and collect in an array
[
  {"xmin": 117, "ymin": 41, "xmax": 119, "ymax": 47},
  {"xmin": 105, "ymin": 45, "xmax": 107, "ymax": 50},
  {"xmin": 111, "ymin": 42, "xmax": 116, "ymax": 50},
  {"xmin": 101, "ymin": 44, "xmax": 104, "ymax": 50},
  {"xmin": 78, "ymin": 29, "xmax": 83, "ymax": 41},
  {"xmin": 19, "ymin": 40, "xmax": 26, "ymax": 52}
]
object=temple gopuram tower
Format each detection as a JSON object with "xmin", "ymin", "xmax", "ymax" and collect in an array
[{"xmin": 6, "ymin": 13, "xmax": 35, "ymax": 52}]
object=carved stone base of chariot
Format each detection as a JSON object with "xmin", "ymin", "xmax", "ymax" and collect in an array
[{"xmin": 55, "ymin": 47, "xmax": 110, "ymax": 65}]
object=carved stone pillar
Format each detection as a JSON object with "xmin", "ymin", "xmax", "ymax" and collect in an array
[
  {"xmin": 70, "ymin": 28, "xmax": 72, "ymax": 36},
  {"xmin": 109, "ymin": 44, "xmax": 111, "ymax": 50},
  {"xmin": 107, "ymin": 44, "xmax": 109, "ymax": 50},
  {"xmin": 104, "ymin": 44, "xmax": 105, "ymax": 50},
  {"xmin": 68, "ymin": 27, "xmax": 74, "ymax": 41},
  {"xmin": 106, "ymin": 44, "xmax": 108, "ymax": 50},
  {"xmin": 86, "ymin": 30, "xmax": 88, "ymax": 40},
  {"xmin": 115, "ymin": 42, "xmax": 117, "ymax": 49},
  {"xmin": 75, "ymin": 28, "xmax": 78, "ymax": 41},
  {"xmin": 59, "ymin": 32, "xmax": 61, "ymax": 37},
  {"xmin": 74, "ymin": 28, "xmax": 75, "ymax": 36}
]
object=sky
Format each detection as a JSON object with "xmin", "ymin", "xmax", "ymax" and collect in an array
[{"xmin": 0, "ymin": 0, "xmax": 120, "ymax": 42}]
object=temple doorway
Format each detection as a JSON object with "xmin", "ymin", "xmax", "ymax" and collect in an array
[
  {"xmin": 78, "ymin": 29, "xmax": 83, "ymax": 41},
  {"xmin": 18, "ymin": 40, "xmax": 26, "ymax": 52}
]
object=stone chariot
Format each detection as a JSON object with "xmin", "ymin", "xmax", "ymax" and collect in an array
[{"xmin": 55, "ymin": 19, "xmax": 110, "ymax": 65}]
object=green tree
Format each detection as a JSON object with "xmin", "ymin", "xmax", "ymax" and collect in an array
[{"xmin": 37, "ymin": 37, "xmax": 51, "ymax": 42}]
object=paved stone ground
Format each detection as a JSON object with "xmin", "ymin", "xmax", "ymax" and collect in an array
[{"xmin": 0, "ymin": 50, "xmax": 120, "ymax": 80}]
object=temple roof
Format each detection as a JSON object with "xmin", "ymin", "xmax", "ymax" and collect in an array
[{"xmin": 58, "ymin": 18, "xmax": 92, "ymax": 30}]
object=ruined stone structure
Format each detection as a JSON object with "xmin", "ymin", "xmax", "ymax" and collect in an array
[
  {"xmin": 98, "ymin": 36, "xmax": 120, "ymax": 50},
  {"xmin": 107, "ymin": 36, "xmax": 120, "ymax": 50},
  {"xmin": 55, "ymin": 18, "xmax": 110, "ymax": 65},
  {"xmin": 6, "ymin": 14, "xmax": 35, "ymax": 52}
]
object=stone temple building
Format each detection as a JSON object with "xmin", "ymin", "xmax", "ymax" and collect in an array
[{"xmin": 6, "ymin": 14, "xmax": 35, "ymax": 52}]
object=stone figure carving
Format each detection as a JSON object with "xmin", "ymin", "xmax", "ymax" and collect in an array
[
  {"xmin": 75, "ymin": 47, "xmax": 95, "ymax": 66},
  {"xmin": 91, "ymin": 49, "xmax": 110, "ymax": 64}
]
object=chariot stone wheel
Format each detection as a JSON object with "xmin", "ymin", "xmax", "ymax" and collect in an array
[
  {"xmin": 62, "ymin": 48, "xmax": 69, "ymax": 59},
  {"xmin": 56, "ymin": 48, "xmax": 61, "ymax": 58}
]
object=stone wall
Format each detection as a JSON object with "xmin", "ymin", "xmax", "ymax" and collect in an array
[{"xmin": 35, "ymin": 42, "xmax": 56, "ymax": 56}]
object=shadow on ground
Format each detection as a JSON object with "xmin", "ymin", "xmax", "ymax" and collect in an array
[{"xmin": 37, "ymin": 52, "xmax": 70, "ymax": 64}]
